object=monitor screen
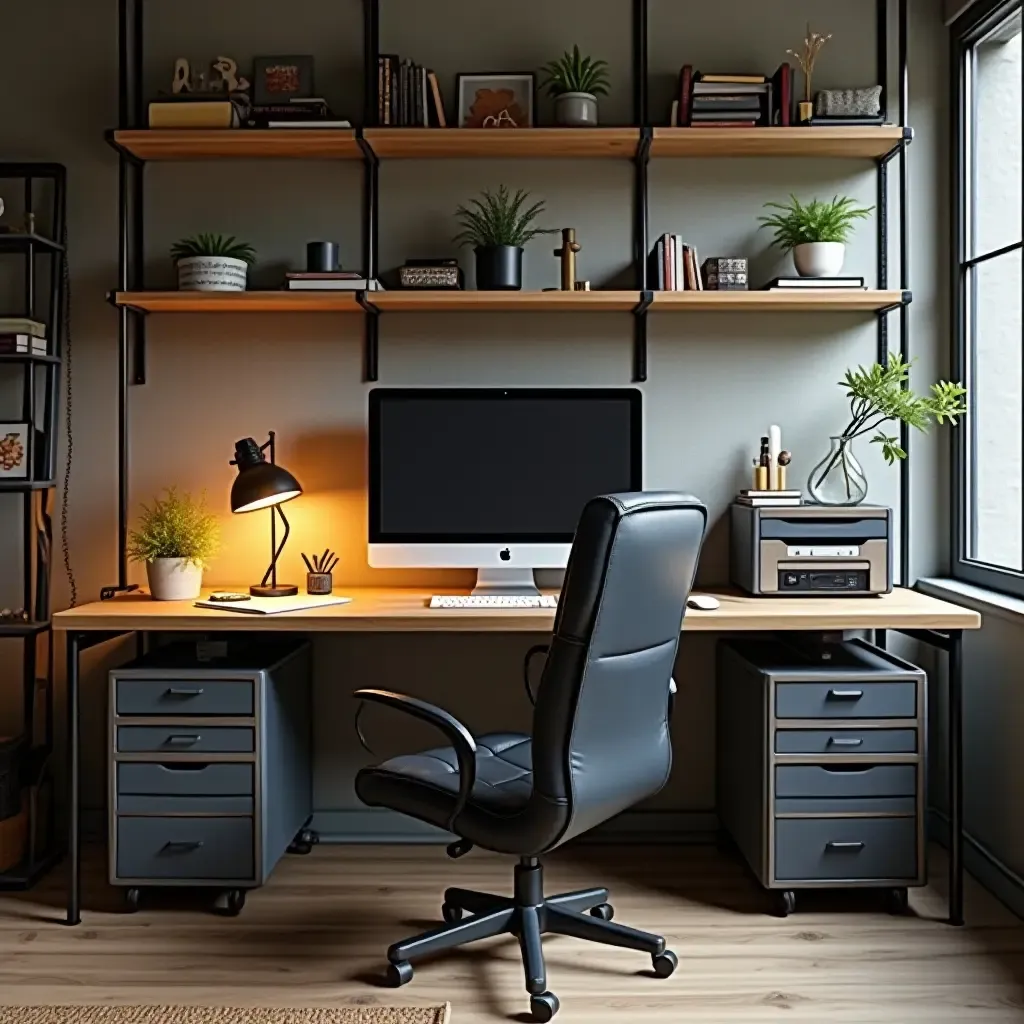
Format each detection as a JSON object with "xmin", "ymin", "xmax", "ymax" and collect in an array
[{"xmin": 369, "ymin": 389, "xmax": 643, "ymax": 542}]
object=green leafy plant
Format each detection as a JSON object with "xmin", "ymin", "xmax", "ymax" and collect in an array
[
  {"xmin": 170, "ymin": 233, "xmax": 256, "ymax": 264},
  {"xmin": 127, "ymin": 488, "xmax": 219, "ymax": 567},
  {"xmin": 541, "ymin": 45, "xmax": 611, "ymax": 97},
  {"xmin": 758, "ymin": 195, "xmax": 873, "ymax": 251},
  {"xmin": 453, "ymin": 186, "xmax": 557, "ymax": 249}
]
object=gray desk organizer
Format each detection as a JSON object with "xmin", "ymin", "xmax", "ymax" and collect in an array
[
  {"xmin": 109, "ymin": 638, "xmax": 313, "ymax": 915},
  {"xmin": 717, "ymin": 637, "xmax": 925, "ymax": 918}
]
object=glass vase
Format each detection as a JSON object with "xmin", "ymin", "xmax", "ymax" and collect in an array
[{"xmin": 807, "ymin": 436, "xmax": 868, "ymax": 506}]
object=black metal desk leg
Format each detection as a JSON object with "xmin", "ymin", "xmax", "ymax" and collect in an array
[
  {"xmin": 65, "ymin": 631, "xmax": 81, "ymax": 926},
  {"xmin": 949, "ymin": 629, "xmax": 964, "ymax": 926}
]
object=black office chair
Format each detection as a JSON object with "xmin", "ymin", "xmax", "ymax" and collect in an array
[{"xmin": 354, "ymin": 492, "xmax": 707, "ymax": 1021}]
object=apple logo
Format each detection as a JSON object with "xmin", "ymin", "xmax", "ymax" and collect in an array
[{"xmin": 499, "ymin": 548, "xmax": 511, "ymax": 561}]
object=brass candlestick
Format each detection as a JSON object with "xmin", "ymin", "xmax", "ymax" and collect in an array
[{"xmin": 554, "ymin": 228, "xmax": 582, "ymax": 292}]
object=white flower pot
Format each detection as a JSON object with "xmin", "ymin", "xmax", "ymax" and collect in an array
[
  {"xmin": 554, "ymin": 92, "xmax": 599, "ymax": 127},
  {"xmin": 793, "ymin": 242, "xmax": 846, "ymax": 278},
  {"xmin": 177, "ymin": 256, "xmax": 248, "ymax": 292},
  {"xmin": 146, "ymin": 558, "xmax": 203, "ymax": 601}
]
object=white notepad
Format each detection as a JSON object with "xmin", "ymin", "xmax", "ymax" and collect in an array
[{"xmin": 194, "ymin": 594, "xmax": 352, "ymax": 615}]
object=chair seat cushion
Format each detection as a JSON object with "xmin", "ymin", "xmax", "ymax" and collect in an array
[{"xmin": 355, "ymin": 732, "xmax": 533, "ymax": 833}]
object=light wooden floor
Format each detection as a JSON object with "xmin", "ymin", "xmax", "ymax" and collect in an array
[{"xmin": 2, "ymin": 844, "xmax": 1023, "ymax": 1022}]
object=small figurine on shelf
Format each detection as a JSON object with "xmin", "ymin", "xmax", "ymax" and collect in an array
[
  {"xmin": 787, "ymin": 23, "xmax": 832, "ymax": 123},
  {"xmin": 302, "ymin": 550, "xmax": 338, "ymax": 595},
  {"xmin": 212, "ymin": 56, "xmax": 251, "ymax": 95},
  {"xmin": 554, "ymin": 228, "xmax": 583, "ymax": 292}
]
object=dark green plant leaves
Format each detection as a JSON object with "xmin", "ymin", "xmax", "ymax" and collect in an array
[
  {"xmin": 541, "ymin": 44, "xmax": 611, "ymax": 97},
  {"xmin": 171, "ymin": 233, "xmax": 257, "ymax": 264},
  {"xmin": 453, "ymin": 185, "xmax": 558, "ymax": 248}
]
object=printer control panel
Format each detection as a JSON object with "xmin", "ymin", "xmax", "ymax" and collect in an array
[{"xmin": 779, "ymin": 570, "xmax": 869, "ymax": 592}]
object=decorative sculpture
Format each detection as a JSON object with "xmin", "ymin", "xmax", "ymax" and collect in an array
[
  {"xmin": 213, "ymin": 56, "xmax": 250, "ymax": 94},
  {"xmin": 554, "ymin": 228, "xmax": 582, "ymax": 291},
  {"xmin": 172, "ymin": 57, "xmax": 191, "ymax": 94}
]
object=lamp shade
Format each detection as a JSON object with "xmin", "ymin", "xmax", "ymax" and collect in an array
[{"xmin": 230, "ymin": 437, "xmax": 302, "ymax": 514}]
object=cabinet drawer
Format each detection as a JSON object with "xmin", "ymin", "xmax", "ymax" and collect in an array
[
  {"xmin": 775, "ymin": 729, "xmax": 917, "ymax": 755},
  {"xmin": 775, "ymin": 681, "xmax": 916, "ymax": 720},
  {"xmin": 117, "ymin": 726, "xmax": 255, "ymax": 754},
  {"xmin": 774, "ymin": 817, "xmax": 918, "ymax": 882},
  {"xmin": 117, "ymin": 762, "xmax": 253, "ymax": 797},
  {"xmin": 116, "ymin": 816, "xmax": 254, "ymax": 881},
  {"xmin": 115, "ymin": 679, "xmax": 253, "ymax": 717},
  {"xmin": 776, "ymin": 764, "xmax": 916, "ymax": 801}
]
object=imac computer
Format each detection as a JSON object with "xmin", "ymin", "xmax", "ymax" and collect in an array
[{"xmin": 368, "ymin": 388, "xmax": 643, "ymax": 596}]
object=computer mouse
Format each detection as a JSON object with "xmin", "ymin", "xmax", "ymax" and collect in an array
[{"xmin": 687, "ymin": 594, "xmax": 721, "ymax": 611}]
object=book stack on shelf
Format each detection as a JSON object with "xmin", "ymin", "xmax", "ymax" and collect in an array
[
  {"xmin": 245, "ymin": 97, "xmax": 350, "ymax": 130},
  {"xmin": 648, "ymin": 233, "xmax": 704, "ymax": 291},
  {"xmin": 0, "ymin": 317, "xmax": 48, "ymax": 355},
  {"xmin": 148, "ymin": 93, "xmax": 246, "ymax": 129},
  {"xmin": 377, "ymin": 55, "xmax": 446, "ymax": 127},
  {"xmin": 284, "ymin": 272, "xmax": 383, "ymax": 292},
  {"xmin": 673, "ymin": 65, "xmax": 792, "ymax": 127},
  {"xmin": 767, "ymin": 275, "xmax": 866, "ymax": 291}
]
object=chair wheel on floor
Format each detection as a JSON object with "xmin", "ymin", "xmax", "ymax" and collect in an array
[
  {"xmin": 588, "ymin": 902, "xmax": 614, "ymax": 921},
  {"xmin": 441, "ymin": 902, "xmax": 463, "ymax": 924},
  {"xmin": 651, "ymin": 950, "xmax": 678, "ymax": 978},
  {"xmin": 530, "ymin": 991, "xmax": 560, "ymax": 1022},
  {"xmin": 386, "ymin": 960, "xmax": 414, "ymax": 987}
]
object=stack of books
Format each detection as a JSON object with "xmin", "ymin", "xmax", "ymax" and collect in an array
[
  {"xmin": 285, "ymin": 272, "xmax": 383, "ymax": 292},
  {"xmin": 377, "ymin": 55, "xmax": 446, "ymax": 127},
  {"xmin": 767, "ymin": 276, "xmax": 866, "ymax": 291},
  {"xmin": 649, "ymin": 234, "xmax": 704, "ymax": 291},
  {"xmin": 674, "ymin": 67, "xmax": 772, "ymax": 127},
  {"xmin": 148, "ymin": 93, "xmax": 245, "ymax": 129},
  {"xmin": 736, "ymin": 488, "xmax": 802, "ymax": 508},
  {"xmin": 245, "ymin": 97, "xmax": 350, "ymax": 130},
  {"xmin": 0, "ymin": 318, "xmax": 48, "ymax": 355}
]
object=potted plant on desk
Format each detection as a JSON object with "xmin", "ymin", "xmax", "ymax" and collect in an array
[
  {"xmin": 171, "ymin": 233, "xmax": 256, "ymax": 292},
  {"xmin": 127, "ymin": 488, "xmax": 219, "ymax": 600},
  {"xmin": 759, "ymin": 194, "xmax": 872, "ymax": 277},
  {"xmin": 541, "ymin": 45, "xmax": 610, "ymax": 126}
]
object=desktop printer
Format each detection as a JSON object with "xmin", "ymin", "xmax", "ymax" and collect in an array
[{"xmin": 730, "ymin": 504, "xmax": 893, "ymax": 596}]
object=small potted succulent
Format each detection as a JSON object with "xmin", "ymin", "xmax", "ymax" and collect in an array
[
  {"xmin": 541, "ymin": 45, "xmax": 610, "ymax": 127},
  {"xmin": 454, "ymin": 185, "xmax": 557, "ymax": 290},
  {"xmin": 759, "ymin": 194, "xmax": 873, "ymax": 277},
  {"xmin": 127, "ymin": 488, "xmax": 219, "ymax": 600},
  {"xmin": 171, "ymin": 233, "xmax": 256, "ymax": 292}
]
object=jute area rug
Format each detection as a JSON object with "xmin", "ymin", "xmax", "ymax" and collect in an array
[{"xmin": 0, "ymin": 1009, "xmax": 450, "ymax": 1024}]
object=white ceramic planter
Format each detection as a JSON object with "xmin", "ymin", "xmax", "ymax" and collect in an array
[
  {"xmin": 177, "ymin": 256, "xmax": 248, "ymax": 292},
  {"xmin": 554, "ymin": 92, "xmax": 599, "ymax": 127},
  {"xmin": 793, "ymin": 242, "xmax": 846, "ymax": 278},
  {"xmin": 146, "ymin": 557, "xmax": 203, "ymax": 600}
]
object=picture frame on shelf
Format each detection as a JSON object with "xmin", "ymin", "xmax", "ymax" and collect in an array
[
  {"xmin": 252, "ymin": 55, "xmax": 315, "ymax": 106},
  {"xmin": 0, "ymin": 424, "xmax": 30, "ymax": 479},
  {"xmin": 456, "ymin": 73, "xmax": 535, "ymax": 128}
]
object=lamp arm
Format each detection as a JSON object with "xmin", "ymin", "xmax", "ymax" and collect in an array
[{"xmin": 260, "ymin": 502, "xmax": 292, "ymax": 588}]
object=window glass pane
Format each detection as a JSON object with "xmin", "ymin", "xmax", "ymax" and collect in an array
[
  {"xmin": 972, "ymin": 12, "xmax": 1022, "ymax": 258},
  {"xmin": 968, "ymin": 248, "xmax": 1023, "ymax": 570}
]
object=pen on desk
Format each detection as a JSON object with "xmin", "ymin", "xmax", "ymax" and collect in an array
[
  {"xmin": 301, "ymin": 552, "xmax": 315, "ymax": 574},
  {"xmin": 321, "ymin": 548, "xmax": 330, "ymax": 573},
  {"xmin": 326, "ymin": 556, "xmax": 339, "ymax": 575}
]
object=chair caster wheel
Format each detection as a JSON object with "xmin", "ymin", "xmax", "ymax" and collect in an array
[
  {"xmin": 589, "ymin": 902, "xmax": 614, "ymax": 921},
  {"xmin": 441, "ymin": 902, "xmax": 463, "ymax": 924},
  {"xmin": 530, "ymin": 991, "xmax": 559, "ymax": 1022},
  {"xmin": 387, "ymin": 960, "xmax": 414, "ymax": 987},
  {"xmin": 886, "ymin": 887, "xmax": 909, "ymax": 915},
  {"xmin": 775, "ymin": 890, "xmax": 797, "ymax": 918},
  {"xmin": 124, "ymin": 888, "xmax": 141, "ymax": 913},
  {"xmin": 224, "ymin": 889, "xmax": 246, "ymax": 916},
  {"xmin": 652, "ymin": 950, "xmax": 678, "ymax": 978}
]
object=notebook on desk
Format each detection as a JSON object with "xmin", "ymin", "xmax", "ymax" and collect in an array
[{"xmin": 194, "ymin": 594, "xmax": 352, "ymax": 615}]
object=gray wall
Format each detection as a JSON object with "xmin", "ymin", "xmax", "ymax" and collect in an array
[{"xmin": 0, "ymin": 0, "xmax": 951, "ymax": 834}]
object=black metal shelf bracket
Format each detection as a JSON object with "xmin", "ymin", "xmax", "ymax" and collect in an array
[
  {"xmin": 357, "ymin": 291, "xmax": 381, "ymax": 382},
  {"xmin": 632, "ymin": 290, "xmax": 653, "ymax": 383}
]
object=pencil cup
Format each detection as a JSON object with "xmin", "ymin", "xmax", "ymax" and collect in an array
[{"xmin": 306, "ymin": 572, "xmax": 333, "ymax": 595}]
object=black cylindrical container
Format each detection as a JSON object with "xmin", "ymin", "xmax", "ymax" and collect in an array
[
  {"xmin": 306, "ymin": 241, "xmax": 340, "ymax": 273},
  {"xmin": 474, "ymin": 245, "xmax": 523, "ymax": 290}
]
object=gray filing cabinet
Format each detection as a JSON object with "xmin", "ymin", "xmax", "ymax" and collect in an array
[
  {"xmin": 109, "ymin": 638, "xmax": 313, "ymax": 914},
  {"xmin": 717, "ymin": 637, "xmax": 925, "ymax": 917}
]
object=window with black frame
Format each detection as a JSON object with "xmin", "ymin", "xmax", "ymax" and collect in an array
[{"xmin": 953, "ymin": 0, "xmax": 1023, "ymax": 595}]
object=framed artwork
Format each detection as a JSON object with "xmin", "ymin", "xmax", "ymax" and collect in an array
[
  {"xmin": 0, "ymin": 423, "xmax": 29, "ymax": 479},
  {"xmin": 456, "ymin": 73, "xmax": 535, "ymax": 128},
  {"xmin": 252, "ymin": 55, "xmax": 315, "ymax": 106}
]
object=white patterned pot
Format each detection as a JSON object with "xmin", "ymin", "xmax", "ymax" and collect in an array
[
  {"xmin": 146, "ymin": 558, "xmax": 203, "ymax": 601},
  {"xmin": 177, "ymin": 256, "xmax": 248, "ymax": 292},
  {"xmin": 554, "ymin": 92, "xmax": 599, "ymax": 126},
  {"xmin": 793, "ymin": 242, "xmax": 846, "ymax": 278}
]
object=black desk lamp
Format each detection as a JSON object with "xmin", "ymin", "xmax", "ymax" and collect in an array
[{"xmin": 230, "ymin": 433, "xmax": 303, "ymax": 597}]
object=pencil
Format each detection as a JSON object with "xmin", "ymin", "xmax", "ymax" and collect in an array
[{"xmin": 301, "ymin": 553, "xmax": 315, "ymax": 574}]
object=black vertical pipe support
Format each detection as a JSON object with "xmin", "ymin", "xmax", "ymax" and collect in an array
[
  {"xmin": 948, "ymin": 629, "xmax": 964, "ymax": 926},
  {"xmin": 898, "ymin": 0, "xmax": 911, "ymax": 587},
  {"xmin": 632, "ymin": 0, "xmax": 650, "ymax": 383},
  {"xmin": 361, "ymin": 0, "xmax": 381, "ymax": 383},
  {"xmin": 46, "ymin": 166, "xmax": 67, "ymax": 481},
  {"xmin": 65, "ymin": 631, "xmax": 81, "ymax": 925},
  {"xmin": 876, "ymin": 0, "xmax": 890, "ymax": 366}
]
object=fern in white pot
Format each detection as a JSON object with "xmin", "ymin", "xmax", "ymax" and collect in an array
[{"xmin": 171, "ymin": 233, "xmax": 256, "ymax": 292}]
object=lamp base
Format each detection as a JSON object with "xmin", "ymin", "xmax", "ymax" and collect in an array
[{"xmin": 250, "ymin": 583, "xmax": 299, "ymax": 598}]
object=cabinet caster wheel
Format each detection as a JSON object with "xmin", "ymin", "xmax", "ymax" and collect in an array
[
  {"xmin": 886, "ymin": 887, "xmax": 909, "ymax": 915},
  {"xmin": 289, "ymin": 841, "xmax": 313, "ymax": 855},
  {"xmin": 124, "ymin": 888, "xmax": 141, "ymax": 913},
  {"xmin": 529, "ymin": 991, "xmax": 560, "ymax": 1022},
  {"xmin": 224, "ymin": 889, "xmax": 246, "ymax": 916},
  {"xmin": 774, "ymin": 890, "xmax": 797, "ymax": 918},
  {"xmin": 387, "ymin": 960, "xmax": 414, "ymax": 987},
  {"xmin": 651, "ymin": 950, "xmax": 678, "ymax": 978},
  {"xmin": 441, "ymin": 902, "xmax": 463, "ymax": 924},
  {"xmin": 288, "ymin": 829, "xmax": 318, "ymax": 855},
  {"xmin": 589, "ymin": 902, "xmax": 614, "ymax": 921}
]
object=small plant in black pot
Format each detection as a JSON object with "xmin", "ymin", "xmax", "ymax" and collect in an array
[{"xmin": 454, "ymin": 186, "xmax": 556, "ymax": 290}]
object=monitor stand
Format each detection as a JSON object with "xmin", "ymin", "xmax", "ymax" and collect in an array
[{"xmin": 472, "ymin": 567, "xmax": 541, "ymax": 597}]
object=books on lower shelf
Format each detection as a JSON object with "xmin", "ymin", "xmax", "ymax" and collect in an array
[
  {"xmin": 377, "ymin": 55, "xmax": 445, "ymax": 127},
  {"xmin": 649, "ymin": 234, "xmax": 704, "ymax": 291},
  {"xmin": 768, "ymin": 276, "xmax": 866, "ymax": 290},
  {"xmin": 0, "ymin": 334, "xmax": 47, "ymax": 355},
  {"xmin": 674, "ymin": 65, "xmax": 785, "ymax": 127},
  {"xmin": 736, "ymin": 489, "xmax": 802, "ymax": 507},
  {"xmin": 285, "ymin": 275, "xmax": 384, "ymax": 291},
  {"xmin": 0, "ymin": 318, "xmax": 46, "ymax": 339}
]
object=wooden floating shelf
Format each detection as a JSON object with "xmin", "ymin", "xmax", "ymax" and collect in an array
[
  {"xmin": 114, "ymin": 291, "xmax": 364, "ymax": 313},
  {"xmin": 111, "ymin": 129, "xmax": 362, "ymax": 161},
  {"xmin": 652, "ymin": 290, "xmax": 907, "ymax": 312},
  {"xmin": 369, "ymin": 291, "xmax": 640, "ymax": 312},
  {"xmin": 362, "ymin": 128, "xmax": 639, "ymax": 160},
  {"xmin": 651, "ymin": 126, "xmax": 906, "ymax": 159}
]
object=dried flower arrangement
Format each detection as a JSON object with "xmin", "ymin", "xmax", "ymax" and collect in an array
[{"xmin": 787, "ymin": 24, "xmax": 832, "ymax": 104}]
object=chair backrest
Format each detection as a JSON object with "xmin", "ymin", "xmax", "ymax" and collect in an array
[{"xmin": 530, "ymin": 492, "xmax": 707, "ymax": 847}]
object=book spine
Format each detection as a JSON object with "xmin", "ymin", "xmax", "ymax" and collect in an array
[
  {"xmin": 391, "ymin": 63, "xmax": 398, "ymax": 126},
  {"xmin": 383, "ymin": 56, "xmax": 392, "ymax": 125},
  {"xmin": 674, "ymin": 236, "xmax": 683, "ymax": 290},
  {"xmin": 679, "ymin": 64, "xmax": 693, "ymax": 127},
  {"xmin": 429, "ymin": 71, "xmax": 446, "ymax": 128}
]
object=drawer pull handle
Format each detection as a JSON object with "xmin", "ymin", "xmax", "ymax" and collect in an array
[
  {"xmin": 827, "ymin": 689, "xmax": 864, "ymax": 700},
  {"xmin": 166, "ymin": 687, "xmax": 204, "ymax": 697},
  {"xmin": 166, "ymin": 734, "xmax": 201, "ymax": 746},
  {"xmin": 828, "ymin": 737, "xmax": 863, "ymax": 747},
  {"xmin": 825, "ymin": 841, "xmax": 865, "ymax": 852},
  {"xmin": 162, "ymin": 840, "xmax": 204, "ymax": 852}
]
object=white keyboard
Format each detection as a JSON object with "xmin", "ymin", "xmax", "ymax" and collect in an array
[{"xmin": 429, "ymin": 595, "xmax": 558, "ymax": 609}]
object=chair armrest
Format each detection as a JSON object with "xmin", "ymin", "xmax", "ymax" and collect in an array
[{"xmin": 353, "ymin": 688, "xmax": 477, "ymax": 830}]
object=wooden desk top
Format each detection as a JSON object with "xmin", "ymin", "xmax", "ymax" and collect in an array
[{"xmin": 52, "ymin": 586, "xmax": 980, "ymax": 634}]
